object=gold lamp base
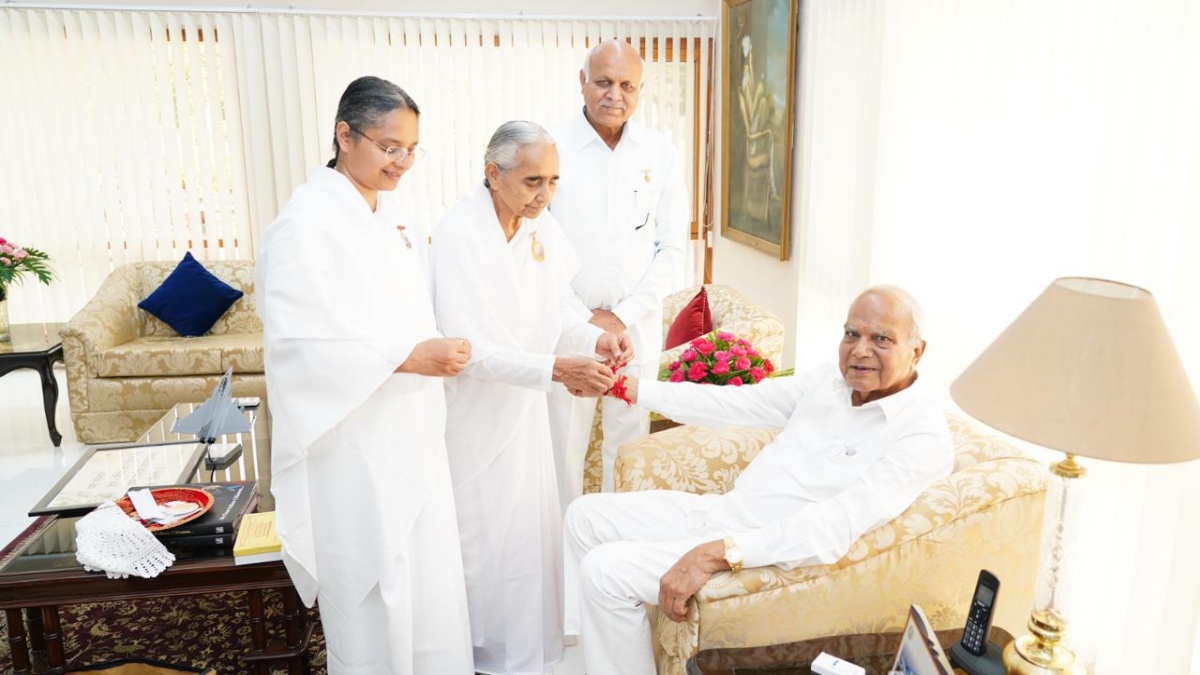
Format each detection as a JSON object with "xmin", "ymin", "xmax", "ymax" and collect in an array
[{"xmin": 1002, "ymin": 610, "xmax": 1085, "ymax": 675}]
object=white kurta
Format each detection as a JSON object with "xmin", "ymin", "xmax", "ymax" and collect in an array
[
  {"xmin": 548, "ymin": 112, "xmax": 690, "ymax": 497},
  {"xmin": 432, "ymin": 185, "xmax": 602, "ymax": 675},
  {"xmin": 256, "ymin": 167, "xmax": 473, "ymax": 675}
]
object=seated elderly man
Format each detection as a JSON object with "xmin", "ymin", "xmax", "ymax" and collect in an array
[{"xmin": 563, "ymin": 285, "xmax": 953, "ymax": 675}]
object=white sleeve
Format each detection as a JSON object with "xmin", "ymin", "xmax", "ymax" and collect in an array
[
  {"xmin": 432, "ymin": 225, "xmax": 555, "ymax": 392},
  {"xmin": 637, "ymin": 373, "xmax": 815, "ymax": 429}
]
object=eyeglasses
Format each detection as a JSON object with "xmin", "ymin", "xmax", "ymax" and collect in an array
[{"xmin": 350, "ymin": 127, "xmax": 426, "ymax": 164}]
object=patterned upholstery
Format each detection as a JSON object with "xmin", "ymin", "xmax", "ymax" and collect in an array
[
  {"xmin": 613, "ymin": 411, "xmax": 1048, "ymax": 675},
  {"xmin": 62, "ymin": 260, "xmax": 264, "ymax": 444},
  {"xmin": 582, "ymin": 284, "xmax": 786, "ymax": 493}
]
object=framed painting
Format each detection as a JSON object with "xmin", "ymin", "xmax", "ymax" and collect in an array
[{"xmin": 720, "ymin": 0, "xmax": 799, "ymax": 260}]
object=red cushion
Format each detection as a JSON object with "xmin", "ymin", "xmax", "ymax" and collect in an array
[{"xmin": 664, "ymin": 287, "xmax": 713, "ymax": 350}]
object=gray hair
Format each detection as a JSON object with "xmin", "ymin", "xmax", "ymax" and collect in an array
[
  {"xmin": 862, "ymin": 285, "xmax": 926, "ymax": 345},
  {"xmin": 328, "ymin": 76, "xmax": 420, "ymax": 168},
  {"xmin": 483, "ymin": 121, "xmax": 555, "ymax": 187}
]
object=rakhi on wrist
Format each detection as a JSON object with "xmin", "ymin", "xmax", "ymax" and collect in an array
[{"xmin": 608, "ymin": 365, "xmax": 632, "ymax": 406}]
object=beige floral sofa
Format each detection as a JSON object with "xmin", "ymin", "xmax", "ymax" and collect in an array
[
  {"xmin": 61, "ymin": 260, "xmax": 264, "ymax": 443},
  {"xmin": 614, "ymin": 412, "xmax": 1047, "ymax": 675},
  {"xmin": 582, "ymin": 284, "xmax": 786, "ymax": 492}
]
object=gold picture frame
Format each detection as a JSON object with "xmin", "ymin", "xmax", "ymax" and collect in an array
[{"xmin": 720, "ymin": 0, "xmax": 799, "ymax": 260}]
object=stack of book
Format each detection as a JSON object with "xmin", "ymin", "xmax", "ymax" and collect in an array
[{"xmin": 147, "ymin": 481, "xmax": 259, "ymax": 557}]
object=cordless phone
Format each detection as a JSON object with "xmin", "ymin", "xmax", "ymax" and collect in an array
[{"xmin": 960, "ymin": 569, "xmax": 1000, "ymax": 656}]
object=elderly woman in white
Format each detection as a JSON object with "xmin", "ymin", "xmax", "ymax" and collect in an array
[{"xmin": 431, "ymin": 120, "xmax": 632, "ymax": 675}]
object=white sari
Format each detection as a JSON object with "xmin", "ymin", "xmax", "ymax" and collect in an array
[
  {"xmin": 432, "ymin": 184, "xmax": 601, "ymax": 674},
  {"xmin": 257, "ymin": 167, "xmax": 473, "ymax": 674}
]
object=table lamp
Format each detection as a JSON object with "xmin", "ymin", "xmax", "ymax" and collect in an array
[{"xmin": 950, "ymin": 277, "xmax": 1200, "ymax": 675}]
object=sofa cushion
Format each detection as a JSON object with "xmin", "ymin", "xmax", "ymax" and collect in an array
[
  {"xmin": 94, "ymin": 334, "xmax": 264, "ymax": 378},
  {"xmin": 664, "ymin": 287, "xmax": 713, "ymax": 350},
  {"xmin": 137, "ymin": 252, "xmax": 244, "ymax": 337}
]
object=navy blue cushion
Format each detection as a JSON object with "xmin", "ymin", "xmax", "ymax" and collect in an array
[{"xmin": 137, "ymin": 252, "xmax": 244, "ymax": 337}]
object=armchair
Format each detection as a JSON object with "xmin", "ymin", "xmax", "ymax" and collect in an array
[
  {"xmin": 614, "ymin": 412, "xmax": 1047, "ymax": 675},
  {"xmin": 61, "ymin": 260, "xmax": 264, "ymax": 443},
  {"xmin": 582, "ymin": 284, "xmax": 785, "ymax": 493}
]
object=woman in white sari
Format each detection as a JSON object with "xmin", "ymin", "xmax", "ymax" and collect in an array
[
  {"xmin": 257, "ymin": 76, "xmax": 474, "ymax": 675},
  {"xmin": 432, "ymin": 121, "xmax": 632, "ymax": 675}
]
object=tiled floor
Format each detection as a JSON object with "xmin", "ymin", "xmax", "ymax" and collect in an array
[
  {"xmin": 0, "ymin": 365, "xmax": 587, "ymax": 674},
  {"xmin": 0, "ymin": 366, "xmax": 86, "ymax": 546}
]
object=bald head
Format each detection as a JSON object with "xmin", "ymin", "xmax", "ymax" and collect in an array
[
  {"xmin": 579, "ymin": 39, "xmax": 644, "ymax": 144},
  {"xmin": 583, "ymin": 39, "xmax": 643, "ymax": 79},
  {"xmin": 839, "ymin": 285, "xmax": 927, "ymax": 406},
  {"xmin": 858, "ymin": 285, "xmax": 924, "ymax": 344}
]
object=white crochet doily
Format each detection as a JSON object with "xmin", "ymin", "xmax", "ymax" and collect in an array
[{"xmin": 75, "ymin": 501, "xmax": 176, "ymax": 579}]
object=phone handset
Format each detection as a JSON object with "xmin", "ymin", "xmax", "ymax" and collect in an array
[{"xmin": 960, "ymin": 569, "xmax": 1000, "ymax": 656}]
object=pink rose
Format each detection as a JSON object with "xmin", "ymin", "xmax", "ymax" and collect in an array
[
  {"xmin": 0, "ymin": 237, "xmax": 7, "ymax": 245},
  {"xmin": 764, "ymin": 360, "xmax": 776, "ymax": 375},
  {"xmin": 711, "ymin": 360, "xmax": 731, "ymax": 375},
  {"xmin": 730, "ymin": 345, "xmax": 747, "ymax": 356},
  {"xmin": 687, "ymin": 362, "xmax": 708, "ymax": 381},
  {"xmin": 0, "ymin": 244, "xmax": 12, "ymax": 255},
  {"xmin": 735, "ymin": 356, "xmax": 752, "ymax": 370},
  {"xmin": 692, "ymin": 338, "xmax": 715, "ymax": 355},
  {"xmin": 749, "ymin": 367, "xmax": 765, "ymax": 382},
  {"xmin": 728, "ymin": 377, "xmax": 744, "ymax": 386},
  {"xmin": 13, "ymin": 249, "xmax": 28, "ymax": 260},
  {"xmin": 0, "ymin": 257, "xmax": 10, "ymax": 266},
  {"xmin": 680, "ymin": 349, "xmax": 698, "ymax": 362},
  {"xmin": 715, "ymin": 350, "xmax": 731, "ymax": 362},
  {"xmin": 737, "ymin": 338, "xmax": 753, "ymax": 349},
  {"xmin": 716, "ymin": 331, "xmax": 736, "ymax": 341},
  {"xmin": 669, "ymin": 369, "xmax": 685, "ymax": 383},
  {"xmin": 668, "ymin": 361, "xmax": 682, "ymax": 371}
]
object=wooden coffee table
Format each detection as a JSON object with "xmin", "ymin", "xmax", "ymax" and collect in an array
[
  {"xmin": 0, "ymin": 323, "xmax": 65, "ymax": 446},
  {"xmin": 686, "ymin": 626, "xmax": 1014, "ymax": 674},
  {"xmin": 0, "ymin": 400, "xmax": 311, "ymax": 675}
]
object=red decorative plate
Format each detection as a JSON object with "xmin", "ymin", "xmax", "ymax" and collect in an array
[{"xmin": 115, "ymin": 487, "xmax": 215, "ymax": 532}]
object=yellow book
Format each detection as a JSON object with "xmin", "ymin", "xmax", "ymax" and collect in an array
[{"xmin": 233, "ymin": 511, "xmax": 282, "ymax": 565}]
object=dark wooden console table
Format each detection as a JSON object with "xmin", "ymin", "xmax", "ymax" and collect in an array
[{"xmin": 0, "ymin": 323, "xmax": 65, "ymax": 446}]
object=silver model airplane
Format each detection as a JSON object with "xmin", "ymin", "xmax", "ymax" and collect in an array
[{"xmin": 172, "ymin": 367, "xmax": 251, "ymax": 443}]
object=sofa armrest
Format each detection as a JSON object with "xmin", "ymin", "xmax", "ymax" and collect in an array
[
  {"xmin": 614, "ymin": 425, "xmax": 781, "ymax": 494},
  {"xmin": 645, "ymin": 454, "xmax": 1047, "ymax": 674},
  {"xmin": 61, "ymin": 264, "xmax": 142, "ymax": 364}
]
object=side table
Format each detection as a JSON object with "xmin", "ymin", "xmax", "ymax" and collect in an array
[
  {"xmin": 687, "ymin": 626, "xmax": 1014, "ymax": 675},
  {"xmin": 0, "ymin": 323, "xmax": 66, "ymax": 446}
]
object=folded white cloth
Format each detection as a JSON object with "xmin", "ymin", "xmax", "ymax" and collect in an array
[{"xmin": 75, "ymin": 501, "xmax": 175, "ymax": 579}]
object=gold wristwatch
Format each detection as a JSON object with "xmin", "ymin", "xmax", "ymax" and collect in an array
[{"xmin": 722, "ymin": 536, "xmax": 744, "ymax": 573}]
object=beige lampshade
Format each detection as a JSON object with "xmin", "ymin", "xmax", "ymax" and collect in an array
[{"xmin": 951, "ymin": 277, "xmax": 1200, "ymax": 464}]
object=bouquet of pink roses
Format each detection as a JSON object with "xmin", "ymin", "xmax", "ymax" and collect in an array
[{"xmin": 660, "ymin": 331, "xmax": 775, "ymax": 386}]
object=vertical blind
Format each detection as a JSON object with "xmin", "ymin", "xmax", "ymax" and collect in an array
[{"xmin": 0, "ymin": 9, "xmax": 715, "ymax": 323}]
